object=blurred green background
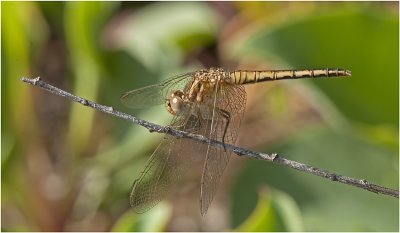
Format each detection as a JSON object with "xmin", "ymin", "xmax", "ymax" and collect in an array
[{"xmin": 2, "ymin": 1, "xmax": 398, "ymax": 231}]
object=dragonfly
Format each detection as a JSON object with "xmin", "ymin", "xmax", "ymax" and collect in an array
[{"xmin": 120, "ymin": 67, "xmax": 351, "ymax": 216}]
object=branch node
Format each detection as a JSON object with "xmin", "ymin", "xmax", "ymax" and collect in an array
[
  {"xmin": 328, "ymin": 174, "xmax": 337, "ymax": 181},
  {"xmin": 361, "ymin": 179, "xmax": 369, "ymax": 185},
  {"xmin": 271, "ymin": 153, "xmax": 279, "ymax": 161},
  {"xmin": 80, "ymin": 99, "xmax": 89, "ymax": 106},
  {"xmin": 33, "ymin": 76, "xmax": 42, "ymax": 85},
  {"xmin": 164, "ymin": 126, "xmax": 171, "ymax": 134}
]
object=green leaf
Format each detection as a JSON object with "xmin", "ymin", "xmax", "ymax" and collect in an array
[
  {"xmin": 64, "ymin": 2, "xmax": 118, "ymax": 156},
  {"xmin": 271, "ymin": 189, "xmax": 304, "ymax": 232},
  {"xmin": 235, "ymin": 187, "xmax": 303, "ymax": 231},
  {"xmin": 235, "ymin": 187, "xmax": 276, "ymax": 232},
  {"xmin": 111, "ymin": 203, "xmax": 172, "ymax": 232}
]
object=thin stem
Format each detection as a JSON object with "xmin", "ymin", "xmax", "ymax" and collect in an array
[{"xmin": 21, "ymin": 77, "xmax": 399, "ymax": 199}]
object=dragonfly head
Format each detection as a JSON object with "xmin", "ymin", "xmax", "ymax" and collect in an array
[{"xmin": 166, "ymin": 90, "xmax": 188, "ymax": 116}]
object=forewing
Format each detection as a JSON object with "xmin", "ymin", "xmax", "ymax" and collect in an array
[
  {"xmin": 120, "ymin": 72, "xmax": 194, "ymax": 109},
  {"xmin": 199, "ymin": 82, "xmax": 246, "ymax": 216}
]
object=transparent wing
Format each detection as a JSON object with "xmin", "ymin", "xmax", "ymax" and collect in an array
[
  {"xmin": 128, "ymin": 73, "xmax": 247, "ymax": 215},
  {"xmin": 120, "ymin": 72, "xmax": 194, "ymax": 109},
  {"xmin": 199, "ymin": 82, "xmax": 246, "ymax": 216},
  {"xmin": 130, "ymin": 112, "xmax": 208, "ymax": 213}
]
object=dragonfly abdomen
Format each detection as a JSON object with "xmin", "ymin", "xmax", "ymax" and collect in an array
[{"xmin": 229, "ymin": 68, "xmax": 351, "ymax": 85}]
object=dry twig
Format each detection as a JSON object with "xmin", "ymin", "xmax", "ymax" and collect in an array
[{"xmin": 21, "ymin": 77, "xmax": 399, "ymax": 199}]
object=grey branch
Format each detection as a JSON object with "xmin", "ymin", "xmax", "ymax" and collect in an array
[{"xmin": 21, "ymin": 77, "xmax": 399, "ymax": 199}]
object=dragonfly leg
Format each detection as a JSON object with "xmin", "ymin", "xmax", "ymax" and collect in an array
[{"xmin": 217, "ymin": 108, "xmax": 231, "ymax": 151}]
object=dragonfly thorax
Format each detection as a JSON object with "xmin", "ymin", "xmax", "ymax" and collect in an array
[{"xmin": 185, "ymin": 68, "xmax": 229, "ymax": 103}]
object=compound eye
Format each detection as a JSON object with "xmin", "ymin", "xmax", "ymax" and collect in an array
[{"xmin": 168, "ymin": 96, "xmax": 185, "ymax": 115}]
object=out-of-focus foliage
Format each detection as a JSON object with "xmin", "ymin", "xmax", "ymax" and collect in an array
[
  {"xmin": 227, "ymin": 5, "xmax": 399, "ymax": 127},
  {"xmin": 2, "ymin": 1, "xmax": 398, "ymax": 231},
  {"xmin": 111, "ymin": 202, "xmax": 171, "ymax": 231},
  {"xmin": 232, "ymin": 128, "xmax": 398, "ymax": 231},
  {"xmin": 236, "ymin": 188, "xmax": 303, "ymax": 231}
]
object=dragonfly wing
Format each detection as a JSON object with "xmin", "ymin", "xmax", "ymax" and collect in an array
[
  {"xmin": 199, "ymin": 83, "xmax": 246, "ymax": 216},
  {"xmin": 130, "ymin": 134, "xmax": 183, "ymax": 213},
  {"xmin": 130, "ymin": 113, "xmax": 207, "ymax": 213},
  {"xmin": 120, "ymin": 72, "xmax": 195, "ymax": 109},
  {"xmin": 120, "ymin": 84, "xmax": 168, "ymax": 109}
]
